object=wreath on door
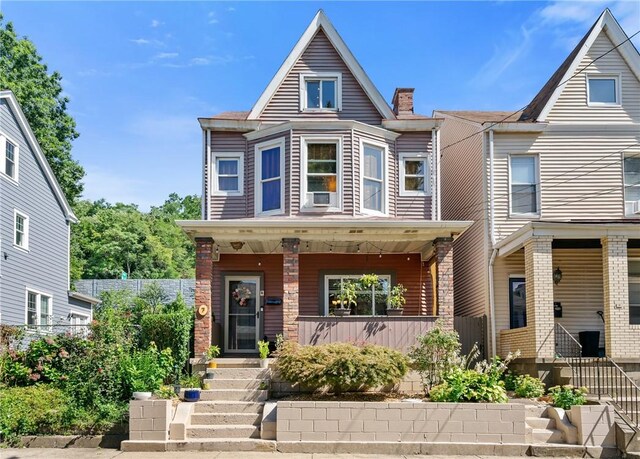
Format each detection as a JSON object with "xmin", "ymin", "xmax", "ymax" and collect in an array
[{"xmin": 232, "ymin": 284, "xmax": 253, "ymax": 306}]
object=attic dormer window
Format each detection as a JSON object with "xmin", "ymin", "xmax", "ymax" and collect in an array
[
  {"xmin": 587, "ymin": 74, "xmax": 620, "ymax": 106},
  {"xmin": 300, "ymin": 73, "xmax": 342, "ymax": 111}
]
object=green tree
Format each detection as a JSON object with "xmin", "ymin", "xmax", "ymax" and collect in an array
[{"xmin": 0, "ymin": 14, "xmax": 84, "ymax": 203}]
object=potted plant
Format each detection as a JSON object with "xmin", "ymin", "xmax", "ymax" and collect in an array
[
  {"xmin": 386, "ymin": 284, "xmax": 407, "ymax": 316},
  {"xmin": 206, "ymin": 344, "xmax": 221, "ymax": 369},
  {"xmin": 258, "ymin": 340, "xmax": 270, "ymax": 368},
  {"xmin": 180, "ymin": 374, "xmax": 202, "ymax": 402},
  {"xmin": 334, "ymin": 279, "xmax": 358, "ymax": 316}
]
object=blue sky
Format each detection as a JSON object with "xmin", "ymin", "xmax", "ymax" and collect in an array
[{"xmin": 1, "ymin": 1, "xmax": 639, "ymax": 210}]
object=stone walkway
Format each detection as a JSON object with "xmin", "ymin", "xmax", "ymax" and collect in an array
[{"xmin": 0, "ymin": 449, "xmax": 578, "ymax": 459}]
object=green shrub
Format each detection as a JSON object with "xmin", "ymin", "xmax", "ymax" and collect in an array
[
  {"xmin": 429, "ymin": 367, "xmax": 508, "ymax": 403},
  {"xmin": 140, "ymin": 294, "xmax": 192, "ymax": 376},
  {"xmin": 503, "ymin": 371, "xmax": 518, "ymax": 391},
  {"xmin": 275, "ymin": 341, "xmax": 408, "ymax": 394},
  {"xmin": 513, "ymin": 375, "xmax": 545, "ymax": 398},
  {"xmin": 548, "ymin": 385, "xmax": 587, "ymax": 410},
  {"xmin": 122, "ymin": 343, "xmax": 174, "ymax": 394},
  {"xmin": 0, "ymin": 386, "xmax": 70, "ymax": 445},
  {"xmin": 154, "ymin": 385, "xmax": 178, "ymax": 400},
  {"xmin": 179, "ymin": 374, "xmax": 201, "ymax": 389},
  {"xmin": 409, "ymin": 322, "xmax": 462, "ymax": 394}
]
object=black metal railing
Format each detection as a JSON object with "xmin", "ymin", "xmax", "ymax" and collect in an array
[{"xmin": 554, "ymin": 323, "xmax": 582, "ymax": 358}]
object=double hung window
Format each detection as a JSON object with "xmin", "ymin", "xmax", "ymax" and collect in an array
[
  {"xmin": 510, "ymin": 155, "xmax": 539, "ymax": 216},
  {"xmin": 26, "ymin": 290, "xmax": 52, "ymax": 330},
  {"xmin": 213, "ymin": 154, "xmax": 243, "ymax": 195},
  {"xmin": 255, "ymin": 139, "xmax": 285, "ymax": 215},
  {"xmin": 14, "ymin": 210, "xmax": 28, "ymax": 250},
  {"xmin": 302, "ymin": 139, "xmax": 341, "ymax": 210},
  {"xmin": 325, "ymin": 274, "xmax": 391, "ymax": 316},
  {"xmin": 362, "ymin": 143, "xmax": 385, "ymax": 214},
  {"xmin": 400, "ymin": 153, "xmax": 428, "ymax": 196},
  {"xmin": 629, "ymin": 260, "xmax": 640, "ymax": 325},
  {"xmin": 1, "ymin": 135, "xmax": 18, "ymax": 180},
  {"xmin": 624, "ymin": 155, "xmax": 640, "ymax": 216}
]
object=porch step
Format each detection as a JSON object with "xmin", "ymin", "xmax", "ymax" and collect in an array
[
  {"xmin": 210, "ymin": 358, "xmax": 266, "ymax": 368},
  {"xmin": 206, "ymin": 368, "xmax": 271, "ymax": 379},
  {"xmin": 194, "ymin": 401, "xmax": 264, "ymax": 414},
  {"xmin": 190, "ymin": 412, "xmax": 262, "ymax": 426},
  {"xmin": 526, "ymin": 416, "xmax": 555, "ymax": 429},
  {"xmin": 198, "ymin": 389, "xmax": 268, "ymax": 402},
  {"xmin": 187, "ymin": 425, "xmax": 260, "ymax": 439},
  {"xmin": 532, "ymin": 428, "xmax": 564, "ymax": 444},
  {"xmin": 202, "ymin": 378, "xmax": 269, "ymax": 390}
]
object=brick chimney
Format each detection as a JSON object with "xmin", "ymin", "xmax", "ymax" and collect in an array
[{"xmin": 392, "ymin": 88, "xmax": 414, "ymax": 116}]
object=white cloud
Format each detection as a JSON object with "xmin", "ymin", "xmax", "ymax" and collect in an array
[
  {"xmin": 227, "ymin": 7, "xmax": 236, "ymax": 12},
  {"xmin": 150, "ymin": 19, "xmax": 163, "ymax": 28},
  {"xmin": 208, "ymin": 11, "xmax": 219, "ymax": 24},
  {"xmin": 154, "ymin": 52, "xmax": 179, "ymax": 60},
  {"xmin": 130, "ymin": 38, "xmax": 164, "ymax": 46},
  {"xmin": 82, "ymin": 167, "xmax": 153, "ymax": 208}
]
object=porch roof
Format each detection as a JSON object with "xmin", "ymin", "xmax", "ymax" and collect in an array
[
  {"xmin": 177, "ymin": 218, "xmax": 471, "ymax": 259},
  {"xmin": 495, "ymin": 221, "xmax": 640, "ymax": 257}
]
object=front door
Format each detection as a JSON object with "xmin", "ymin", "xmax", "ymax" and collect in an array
[{"xmin": 224, "ymin": 276, "xmax": 260, "ymax": 353}]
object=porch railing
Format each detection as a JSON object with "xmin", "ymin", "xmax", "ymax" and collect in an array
[
  {"xmin": 554, "ymin": 323, "xmax": 582, "ymax": 358},
  {"xmin": 297, "ymin": 315, "xmax": 439, "ymax": 353}
]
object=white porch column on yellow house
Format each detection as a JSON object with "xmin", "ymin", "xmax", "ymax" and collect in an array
[
  {"xmin": 524, "ymin": 236, "xmax": 555, "ymax": 359},
  {"xmin": 601, "ymin": 236, "xmax": 632, "ymax": 359}
]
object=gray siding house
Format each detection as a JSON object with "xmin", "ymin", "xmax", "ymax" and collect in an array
[{"xmin": 0, "ymin": 90, "xmax": 97, "ymax": 331}]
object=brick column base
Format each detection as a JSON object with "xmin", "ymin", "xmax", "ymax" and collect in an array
[
  {"xmin": 194, "ymin": 238, "xmax": 214, "ymax": 356},
  {"xmin": 282, "ymin": 238, "xmax": 300, "ymax": 342},
  {"xmin": 524, "ymin": 236, "xmax": 555, "ymax": 359},
  {"xmin": 434, "ymin": 237, "xmax": 454, "ymax": 331},
  {"xmin": 602, "ymin": 236, "xmax": 631, "ymax": 359}
]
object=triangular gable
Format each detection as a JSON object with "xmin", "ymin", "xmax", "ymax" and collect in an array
[
  {"xmin": 0, "ymin": 90, "xmax": 77, "ymax": 222},
  {"xmin": 520, "ymin": 9, "xmax": 640, "ymax": 122},
  {"xmin": 247, "ymin": 10, "xmax": 395, "ymax": 120}
]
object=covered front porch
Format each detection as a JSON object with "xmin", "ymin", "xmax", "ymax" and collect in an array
[
  {"xmin": 178, "ymin": 218, "xmax": 470, "ymax": 356},
  {"xmin": 494, "ymin": 221, "xmax": 640, "ymax": 361}
]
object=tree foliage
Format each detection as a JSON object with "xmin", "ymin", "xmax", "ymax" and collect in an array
[
  {"xmin": 0, "ymin": 14, "xmax": 84, "ymax": 203},
  {"xmin": 71, "ymin": 193, "xmax": 200, "ymax": 280}
]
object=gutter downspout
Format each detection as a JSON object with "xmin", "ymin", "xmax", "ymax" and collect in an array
[
  {"xmin": 431, "ymin": 128, "xmax": 437, "ymax": 220},
  {"xmin": 488, "ymin": 129, "xmax": 497, "ymax": 357},
  {"xmin": 436, "ymin": 128, "xmax": 441, "ymax": 221}
]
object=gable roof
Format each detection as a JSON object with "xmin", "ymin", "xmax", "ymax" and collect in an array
[
  {"xmin": 247, "ymin": 10, "xmax": 395, "ymax": 121},
  {"xmin": 0, "ymin": 90, "xmax": 78, "ymax": 223},
  {"xmin": 520, "ymin": 8, "xmax": 640, "ymax": 122}
]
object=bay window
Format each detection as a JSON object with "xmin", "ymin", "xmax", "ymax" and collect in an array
[
  {"xmin": 255, "ymin": 139, "xmax": 285, "ymax": 216},
  {"xmin": 302, "ymin": 138, "xmax": 341, "ymax": 210},
  {"xmin": 362, "ymin": 142, "xmax": 386, "ymax": 214}
]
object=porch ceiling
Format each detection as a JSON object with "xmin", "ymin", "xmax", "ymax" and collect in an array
[
  {"xmin": 495, "ymin": 221, "xmax": 640, "ymax": 257},
  {"xmin": 177, "ymin": 218, "xmax": 472, "ymax": 258}
]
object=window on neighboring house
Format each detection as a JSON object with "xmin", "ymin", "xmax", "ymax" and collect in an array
[
  {"xmin": 509, "ymin": 277, "xmax": 527, "ymax": 329},
  {"xmin": 510, "ymin": 155, "xmax": 539, "ymax": 216},
  {"xmin": 300, "ymin": 73, "xmax": 341, "ymax": 111},
  {"xmin": 213, "ymin": 153, "xmax": 243, "ymax": 195},
  {"xmin": 362, "ymin": 143, "xmax": 385, "ymax": 214},
  {"xmin": 629, "ymin": 260, "xmax": 640, "ymax": 325},
  {"xmin": 303, "ymin": 141, "xmax": 340, "ymax": 209},
  {"xmin": 325, "ymin": 274, "xmax": 391, "ymax": 316},
  {"xmin": 14, "ymin": 210, "xmax": 28, "ymax": 250},
  {"xmin": 624, "ymin": 155, "xmax": 640, "ymax": 217},
  {"xmin": 587, "ymin": 75, "xmax": 619, "ymax": 105},
  {"xmin": 256, "ymin": 139, "xmax": 284, "ymax": 215},
  {"xmin": 399, "ymin": 153, "xmax": 429, "ymax": 196},
  {"xmin": 5, "ymin": 139, "xmax": 16, "ymax": 179},
  {"xmin": 69, "ymin": 311, "xmax": 91, "ymax": 337},
  {"xmin": 26, "ymin": 290, "xmax": 52, "ymax": 330}
]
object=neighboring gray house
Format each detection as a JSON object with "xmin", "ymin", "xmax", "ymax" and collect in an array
[{"xmin": 0, "ymin": 90, "xmax": 98, "ymax": 331}]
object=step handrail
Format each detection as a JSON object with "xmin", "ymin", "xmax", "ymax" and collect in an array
[
  {"xmin": 571, "ymin": 356, "xmax": 640, "ymax": 430},
  {"xmin": 554, "ymin": 323, "xmax": 582, "ymax": 358}
]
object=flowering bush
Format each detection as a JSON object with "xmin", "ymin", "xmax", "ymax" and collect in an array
[{"xmin": 548, "ymin": 385, "xmax": 587, "ymax": 410}]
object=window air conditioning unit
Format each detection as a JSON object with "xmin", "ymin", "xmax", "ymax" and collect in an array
[{"xmin": 312, "ymin": 192, "xmax": 331, "ymax": 207}]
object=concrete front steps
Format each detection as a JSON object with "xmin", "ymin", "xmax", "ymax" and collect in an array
[
  {"xmin": 525, "ymin": 406, "xmax": 566, "ymax": 445},
  {"xmin": 182, "ymin": 362, "xmax": 271, "ymax": 448}
]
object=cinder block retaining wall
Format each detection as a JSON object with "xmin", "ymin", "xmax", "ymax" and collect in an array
[
  {"xmin": 129, "ymin": 400, "xmax": 175, "ymax": 441},
  {"xmin": 276, "ymin": 401, "xmax": 526, "ymax": 443}
]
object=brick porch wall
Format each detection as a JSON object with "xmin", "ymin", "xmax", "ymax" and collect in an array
[
  {"xmin": 194, "ymin": 238, "xmax": 214, "ymax": 356},
  {"xmin": 435, "ymin": 238, "xmax": 454, "ymax": 330}
]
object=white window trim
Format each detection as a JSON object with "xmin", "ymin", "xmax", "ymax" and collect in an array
[
  {"xmin": 623, "ymin": 154, "xmax": 640, "ymax": 218},
  {"xmin": 508, "ymin": 154, "xmax": 541, "ymax": 219},
  {"xmin": 299, "ymin": 72, "xmax": 343, "ymax": 112},
  {"xmin": 399, "ymin": 152, "xmax": 430, "ymax": 197},
  {"xmin": 211, "ymin": 152, "xmax": 244, "ymax": 196},
  {"xmin": 255, "ymin": 137, "xmax": 286, "ymax": 216},
  {"xmin": 13, "ymin": 209, "xmax": 29, "ymax": 251},
  {"xmin": 586, "ymin": 73, "xmax": 621, "ymax": 107},
  {"xmin": 0, "ymin": 133, "xmax": 20, "ymax": 184},
  {"xmin": 69, "ymin": 308, "xmax": 92, "ymax": 336},
  {"xmin": 300, "ymin": 135, "xmax": 343, "ymax": 212},
  {"xmin": 630, "ymin": 258, "xmax": 640, "ymax": 326},
  {"xmin": 24, "ymin": 288, "xmax": 53, "ymax": 331},
  {"xmin": 323, "ymin": 274, "xmax": 391, "ymax": 316},
  {"xmin": 360, "ymin": 139, "xmax": 388, "ymax": 216}
]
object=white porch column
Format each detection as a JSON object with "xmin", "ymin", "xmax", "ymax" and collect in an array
[
  {"xmin": 524, "ymin": 236, "xmax": 555, "ymax": 359},
  {"xmin": 601, "ymin": 236, "xmax": 631, "ymax": 359}
]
